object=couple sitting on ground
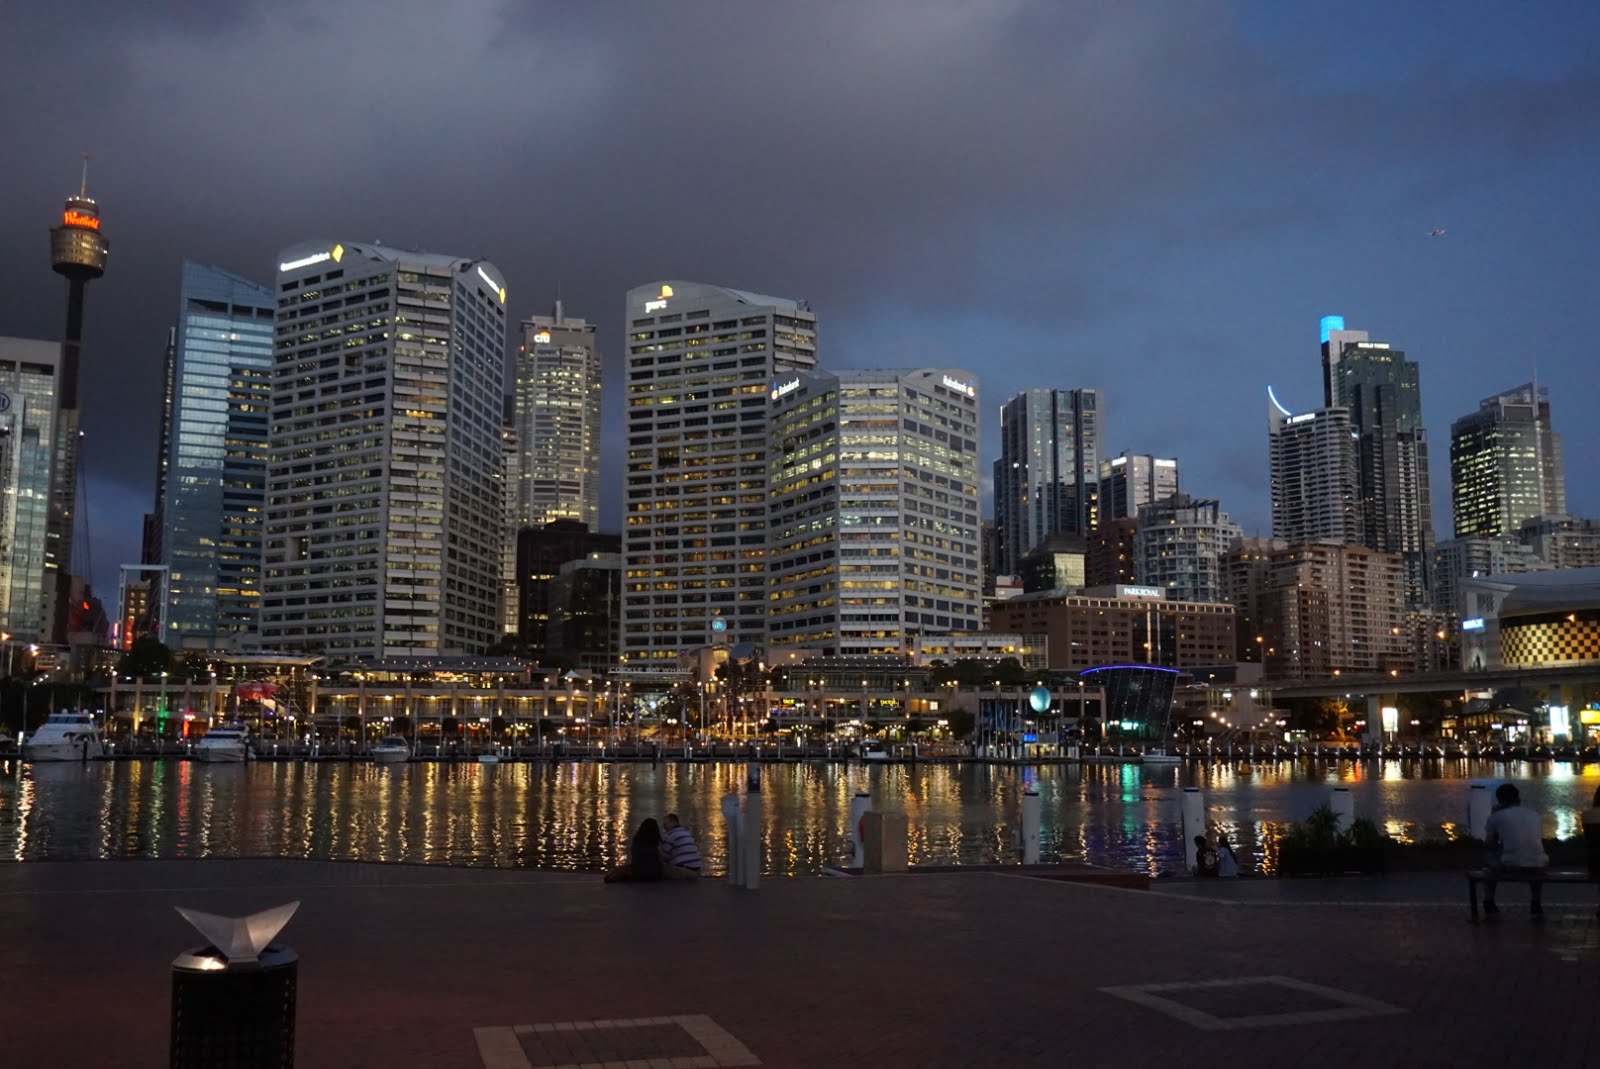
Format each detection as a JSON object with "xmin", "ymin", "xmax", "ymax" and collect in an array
[{"xmin": 604, "ymin": 813, "xmax": 702, "ymax": 883}]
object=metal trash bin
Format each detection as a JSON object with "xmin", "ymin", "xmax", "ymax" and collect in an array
[
  {"xmin": 169, "ymin": 900, "xmax": 300, "ymax": 1068},
  {"xmin": 171, "ymin": 942, "xmax": 297, "ymax": 1067}
]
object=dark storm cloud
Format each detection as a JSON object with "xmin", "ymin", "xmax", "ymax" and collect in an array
[{"xmin": 2, "ymin": 1, "xmax": 1599, "ymax": 590}]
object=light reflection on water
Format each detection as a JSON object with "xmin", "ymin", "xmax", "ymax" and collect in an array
[{"xmin": 1, "ymin": 758, "xmax": 1597, "ymax": 875}]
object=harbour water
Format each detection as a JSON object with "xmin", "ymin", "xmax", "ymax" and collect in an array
[{"xmin": 3, "ymin": 757, "xmax": 1597, "ymax": 874}]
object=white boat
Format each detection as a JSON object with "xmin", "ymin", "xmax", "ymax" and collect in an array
[
  {"xmin": 194, "ymin": 724, "xmax": 250, "ymax": 763},
  {"xmin": 21, "ymin": 712, "xmax": 103, "ymax": 762},
  {"xmin": 862, "ymin": 749, "xmax": 891, "ymax": 762},
  {"xmin": 371, "ymin": 736, "xmax": 411, "ymax": 764},
  {"xmin": 477, "ymin": 753, "xmax": 501, "ymax": 765},
  {"xmin": 1141, "ymin": 749, "xmax": 1183, "ymax": 766}
]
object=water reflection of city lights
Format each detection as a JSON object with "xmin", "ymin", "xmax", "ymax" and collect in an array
[{"xmin": 3, "ymin": 756, "xmax": 1599, "ymax": 875}]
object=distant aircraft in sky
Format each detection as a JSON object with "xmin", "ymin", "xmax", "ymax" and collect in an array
[{"xmin": 1428, "ymin": 227, "xmax": 1447, "ymax": 237}]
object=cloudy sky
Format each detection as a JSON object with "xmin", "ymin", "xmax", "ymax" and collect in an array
[{"xmin": 3, "ymin": 1, "xmax": 1598, "ymax": 596}]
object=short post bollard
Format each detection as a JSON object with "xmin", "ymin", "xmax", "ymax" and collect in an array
[
  {"xmin": 862, "ymin": 810, "xmax": 909, "ymax": 873},
  {"xmin": 170, "ymin": 901, "xmax": 300, "ymax": 1068},
  {"xmin": 1467, "ymin": 781, "xmax": 1494, "ymax": 841},
  {"xmin": 849, "ymin": 791, "xmax": 872, "ymax": 869},
  {"xmin": 1583, "ymin": 798, "xmax": 1600, "ymax": 879},
  {"xmin": 1329, "ymin": 786, "xmax": 1355, "ymax": 835},
  {"xmin": 721, "ymin": 794, "xmax": 741, "ymax": 886},
  {"xmin": 1181, "ymin": 788, "xmax": 1206, "ymax": 874},
  {"xmin": 1021, "ymin": 788, "xmax": 1041, "ymax": 865},
  {"xmin": 740, "ymin": 762, "xmax": 762, "ymax": 890}
]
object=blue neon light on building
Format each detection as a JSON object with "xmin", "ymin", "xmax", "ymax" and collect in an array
[{"xmin": 1319, "ymin": 315, "xmax": 1345, "ymax": 344}]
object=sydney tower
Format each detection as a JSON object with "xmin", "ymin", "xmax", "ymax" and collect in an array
[{"xmin": 46, "ymin": 157, "xmax": 109, "ymax": 644}]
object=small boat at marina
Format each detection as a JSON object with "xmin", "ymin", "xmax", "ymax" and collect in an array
[
  {"xmin": 194, "ymin": 724, "xmax": 250, "ymax": 763},
  {"xmin": 21, "ymin": 712, "xmax": 104, "ymax": 762},
  {"xmin": 371, "ymin": 736, "xmax": 411, "ymax": 764},
  {"xmin": 477, "ymin": 753, "xmax": 501, "ymax": 765},
  {"xmin": 862, "ymin": 748, "xmax": 891, "ymax": 762},
  {"xmin": 1141, "ymin": 749, "xmax": 1182, "ymax": 766}
]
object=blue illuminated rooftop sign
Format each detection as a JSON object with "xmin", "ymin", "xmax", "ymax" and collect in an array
[{"xmin": 1319, "ymin": 315, "xmax": 1345, "ymax": 344}]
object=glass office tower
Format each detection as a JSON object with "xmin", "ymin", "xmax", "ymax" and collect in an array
[
  {"xmin": 159, "ymin": 261, "xmax": 275, "ymax": 646},
  {"xmin": 1450, "ymin": 383, "xmax": 1565, "ymax": 539},
  {"xmin": 993, "ymin": 387, "xmax": 1101, "ymax": 576},
  {"xmin": 0, "ymin": 337, "xmax": 62, "ymax": 642}
]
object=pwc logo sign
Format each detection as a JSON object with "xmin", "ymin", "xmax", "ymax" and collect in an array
[{"xmin": 644, "ymin": 284, "xmax": 674, "ymax": 313}]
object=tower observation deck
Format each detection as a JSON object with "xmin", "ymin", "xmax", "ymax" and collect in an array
[{"xmin": 44, "ymin": 157, "xmax": 109, "ymax": 644}]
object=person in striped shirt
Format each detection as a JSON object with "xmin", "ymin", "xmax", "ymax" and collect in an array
[{"xmin": 659, "ymin": 813, "xmax": 702, "ymax": 879}]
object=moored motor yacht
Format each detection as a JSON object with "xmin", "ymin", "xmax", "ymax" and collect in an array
[
  {"xmin": 371, "ymin": 735, "xmax": 411, "ymax": 764},
  {"xmin": 21, "ymin": 711, "xmax": 104, "ymax": 762},
  {"xmin": 194, "ymin": 723, "xmax": 250, "ymax": 763}
]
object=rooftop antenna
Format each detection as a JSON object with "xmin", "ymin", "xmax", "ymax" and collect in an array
[
  {"xmin": 555, "ymin": 279, "xmax": 563, "ymax": 323},
  {"xmin": 79, "ymin": 152, "xmax": 89, "ymax": 197}
]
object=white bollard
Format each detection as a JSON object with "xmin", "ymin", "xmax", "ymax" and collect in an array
[
  {"xmin": 741, "ymin": 766, "xmax": 762, "ymax": 891},
  {"xmin": 1021, "ymin": 788, "xmax": 1041, "ymax": 865},
  {"xmin": 849, "ymin": 791, "xmax": 872, "ymax": 870},
  {"xmin": 1181, "ymin": 788, "xmax": 1206, "ymax": 873},
  {"xmin": 1467, "ymin": 781, "xmax": 1494, "ymax": 840},
  {"xmin": 1329, "ymin": 787, "xmax": 1355, "ymax": 834},
  {"xmin": 721, "ymin": 794, "xmax": 741, "ymax": 886}
]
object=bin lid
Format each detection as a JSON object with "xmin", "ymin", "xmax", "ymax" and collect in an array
[{"xmin": 174, "ymin": 901, "xmax": 299, "ymax": 966}]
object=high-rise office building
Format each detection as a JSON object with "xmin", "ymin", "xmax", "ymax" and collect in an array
[
  {"xmin": 1133, "ymin": 493, "xmax": 1242, "ymax": 603},
  {"xmin": 499, "ymin": 412, "xmax": 519, "ymax": 637},
  {"xmin": 768, "ymin": 368, "xmax": 982, "ymax": 655},
  {"xmin": 513, "ymin": 305, "xmax": 601, "ymax": 530},
  {"xmin": 993, "ymin": 387, "xmax": 1101, "ymax": 575},
  {"xmin": 1019, "ymin": 534, "xmax": 1088, "ymax": 594},
  {"xmin": 1321, "ymin": 318, "xmax": 1435, "ymax": 608},
  {"xmin": 547, "ymin": 552, "xmax": 622, "ymax": 674},
  {"xmin": 1518, "ymin": 515, "xmax": 1600, "ymax": 570},
  {"xmin": 1087, "ymin": 516, "xmax": 1139, "ymax": 588},
  {"xmin": 621, "ymin": 281, "xmax": 817, "ymax": 663},
  {"xmin": 1098, "ymin": 452, "xmax": 1178, "ymax": 523},
  {"xmin": 1430, "ymin": 535, "xmax": 1548, "ymax": 615},
  {"xmin": 1450, "ymin": 383, "xmax": 1565, "ymax": 539},
  {"xmin": 262, "ymin": 241, "xmax": 508, "ymax": 657},
  {"xmin": 1318, "ymin": 314, "xmax": 1367, "ymax": 408},
  {"xmin": 1267, "ymin": 387, "xmax": 1361, "ymax": 545},
  {"xmin": 158, "ymin": 261, "xmax": 274, "ymax": 647},
  {"xmin": 141, "ymin": 326, "xmax": 178, "ymax": 569},
  {"xmin": 516, "ymin": 520, "xmax": 620, "ymax": 652},
  {"xmin": 1226, "ymin": 540, "xmax": 1408, "ymax": 680},
  {"xmin": 1221, "ymin": 536, "xmax": 1287, "ymax": 662},
  {"xmin": 0, "ymin": 337, "xmax": 62, "ymax": 642}
]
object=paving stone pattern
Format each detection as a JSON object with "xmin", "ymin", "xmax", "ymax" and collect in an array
[{"xmin": 1, "ymin": 860, "xmax": 1597, "ymax": 1067}]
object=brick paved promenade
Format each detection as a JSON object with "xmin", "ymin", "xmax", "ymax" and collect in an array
[{"xmin": 2, "ymin": 859, "xmax": 1596, "ymax": 1067}]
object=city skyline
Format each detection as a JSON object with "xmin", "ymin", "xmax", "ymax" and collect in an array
[{"xmin": 1, "ymin": 4, "xmax": 1598, "ymax": 599}]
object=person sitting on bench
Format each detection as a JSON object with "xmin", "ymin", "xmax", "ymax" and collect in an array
[{"xmin": 1481, "ymin": 783, "xmax": 1548, "ymax": 917}]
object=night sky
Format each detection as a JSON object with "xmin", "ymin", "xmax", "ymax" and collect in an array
[{"xmin": 3, "ymin": 2, "xmax": 1598, "ymax": 598}]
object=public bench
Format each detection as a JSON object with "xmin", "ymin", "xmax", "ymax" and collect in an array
[{"xmin": 1467, "ymin": 868, "xmax": 1600, "ymax": 922}]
